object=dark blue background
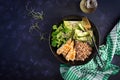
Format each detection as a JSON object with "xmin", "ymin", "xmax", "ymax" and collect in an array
[{"xmin": 0, "ymin": 0, "xmax": 120, "ymax": 80}]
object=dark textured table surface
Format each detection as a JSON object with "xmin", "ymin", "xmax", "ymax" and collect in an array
[{"xmin": 0, "ymin": 0, "xmax": 120, "ymax": 80}]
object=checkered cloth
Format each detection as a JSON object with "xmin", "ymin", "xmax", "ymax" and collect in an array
[{"xmin": 60, "ymin": 20, "xmax": 120, "ymax": 80}]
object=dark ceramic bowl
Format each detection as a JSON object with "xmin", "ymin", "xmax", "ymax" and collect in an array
[{"xmin": 49, "ymin": 15, "xmax": 99, "ymax": 66}]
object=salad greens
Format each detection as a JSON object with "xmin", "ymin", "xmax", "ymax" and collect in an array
[
  {"xmin": 51, "ymin": 24, "xmax": 72, "ymax": 47},
  {"xmin": 51, "ymin": 20, "xmax": 95, "ymax": 47}
]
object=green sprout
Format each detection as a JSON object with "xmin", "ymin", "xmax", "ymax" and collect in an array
[
  {"xmin": 39, "ymin": 33, "xmax": 47, "ymax": 41},
  {"xmin": 29, "ymin": 22, "xmax": 47, "ymax": 41},
  {"xmin": 26, "ymin": 2, "xmax": 44, "ymax": 20},
  {"xmin": 29, "ymin": 22, "xmax": 40, "ymax": 32},
  {"xmin": 29, "ymin": 10, "xmax": 43, "ymax": 20},
  {"xmin": 26, "ymin": 2, "xmax": 47, "ymax": 41}
]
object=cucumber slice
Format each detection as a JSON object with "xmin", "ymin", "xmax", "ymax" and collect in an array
[
  {"xmin": 78, "ymin": 23, "xmax": 85, "ymax": 31},
  {"xmin": 77, "ymin": 37, "xmax": 88, "ymax": 41},
  {"xmin": 75, "ymin": 29, "xmax": 89, "ymax": 37}
]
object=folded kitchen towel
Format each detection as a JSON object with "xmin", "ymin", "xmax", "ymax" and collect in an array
[{"xmin": 60, "ymin": 20, "xmax": 120, "ymax": 80}]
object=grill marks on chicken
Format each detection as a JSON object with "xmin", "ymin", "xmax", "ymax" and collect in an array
[
  {"xmin": 65, "ymin": 41, "xmax": 76, "ymax": 61},
  {"xmin": 57, "ymin": 38, "xmax": 72, "ymax": 56},
  {"xmin": 57, "ymin": 38, "xmax": 76, "ymax": 61}
]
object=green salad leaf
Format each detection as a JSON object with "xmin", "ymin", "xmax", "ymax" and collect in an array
[
  {"xmin": 51, "ymin": 24, "xmax": 66, "ymax": 47},
  {"xmin": 52, "ymin": 25, "xmax": 57, "ymax": 30}
]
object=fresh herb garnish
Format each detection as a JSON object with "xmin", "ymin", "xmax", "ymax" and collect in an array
[
  {"xmin": 29, "ymin": 22, "xmax": 40, "ymax": 32},
  {"xmin": 28, "ymin": 10, "xmax": 43, "ymax": 20},
  {"xmin": 26, "ymin": 2, "xmax": 47, "ymax": 41}
]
